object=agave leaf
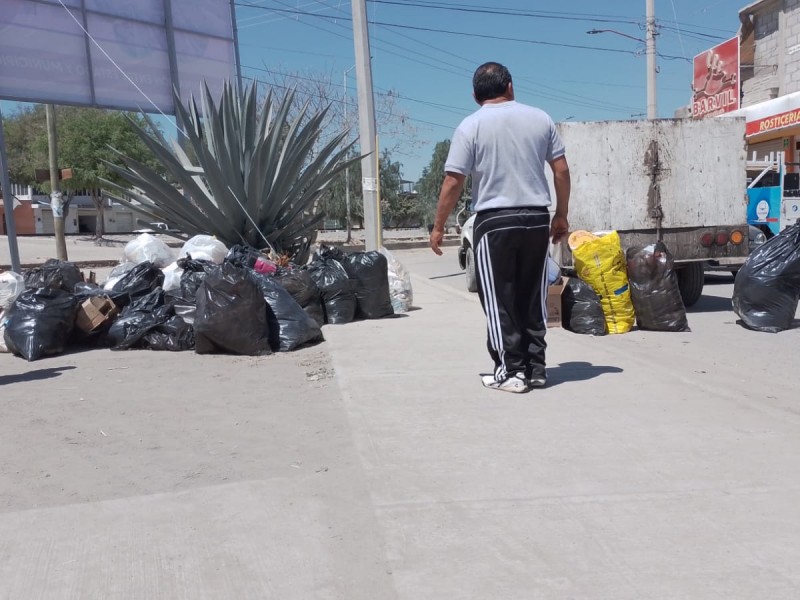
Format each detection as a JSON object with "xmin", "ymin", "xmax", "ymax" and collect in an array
[
  {"xmin": 249, "ymin": 90, "xmax": 300, "ymax": 223},
  {"xmin": 103, "ymin": 185, "xmax": 199, "ymax": 236},
  {"xmin": 104, "ymin": 130, "xmax": 238, "ymax": 240},
  {"xmin": 101, "ymin": 159, "xmax": 224, "ymax": 237},
  {"xmin": 266, "ymin": 132, "xmax": 355, "ymax": 231},
  {"xmin": 259, "ymin": 105, "xmax": 326, "ymax": 228},
  {"xmin": 105, "ymin": 79, "xmax": 356, "ymax": 257}
]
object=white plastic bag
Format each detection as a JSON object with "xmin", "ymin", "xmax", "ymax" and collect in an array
[
  {"xmin": 0, "ymin": 309, "xmax": 8, "ymax": 352},
  {"xmin": 380, "ymin": 247, "xmax": 413, "ymax": 313},
  {"xmin": 161, "ymin": 262, "xmax": 183, "ymax": 293},
  {"xmin": 103, "ymin": 262, "xmax": 137, "ymax": 290},
  {"xmin": 179, "ymin": 235, "xmax": 228, "ymax": 264},
  {"xmin": 0, "ymin": 271, "xmax": 25, "ymax": 311},
  {"xmin": 123, "ymin": 233, "xmax": 174, "ymax": 268}
]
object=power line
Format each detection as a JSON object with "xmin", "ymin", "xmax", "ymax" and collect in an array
[
  {"xmin": 368, "ymin": 0, "xmax": 641, "ymax": 25},
  {"xmin": 240, "ymin": 64, "xmax": 458, "ymax": 129},
  {"xmin": 237, "ymin": 1, "xmax": 643, "ymax": 113}
]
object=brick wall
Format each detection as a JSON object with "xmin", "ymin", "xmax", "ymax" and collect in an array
[
  {"xmin": 743, "ymin": 0, "xmax": 800, "ymax": 106},
  {"xmin": 786, "ymin": 0, "xmax": 800, "ymax": 93}
]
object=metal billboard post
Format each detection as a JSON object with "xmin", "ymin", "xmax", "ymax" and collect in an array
[{"xmin": 0, "ymin": 107, "xmax": 22, "ymax": 272}]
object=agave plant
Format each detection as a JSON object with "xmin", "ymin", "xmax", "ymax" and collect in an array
[{"xmin": 101, "ymin": 80, "xmax": 358, "ymax": 263}]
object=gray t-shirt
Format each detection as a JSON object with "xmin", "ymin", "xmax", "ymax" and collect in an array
[{"xmin": 444, "ymin": 100, "xmax": 565, "ymax": 212}]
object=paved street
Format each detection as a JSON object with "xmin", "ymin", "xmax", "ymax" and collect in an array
[{"xmin": 1, "ymin": 243, "xmax": 799, "ymax": 599}]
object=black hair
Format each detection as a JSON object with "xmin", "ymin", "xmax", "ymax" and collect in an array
[{"xmin": 473, "ymin": 62, "xmax": 512, "ymax": 103}]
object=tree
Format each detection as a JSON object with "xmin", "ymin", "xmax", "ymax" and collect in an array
[
  {"xmin": 260, "ymin": 66, "xmax": 421, "ymax": 157},
  {"xmin": 416, "ymin": 140, "xmax": 472, "ymax": 228},
  {"xmin": 3, "ymin": 105, "xmax": 48, "ymax": 185},
  {"xmin": 2, "ymin": 105, "xmax": 160, "ymax": 238},
  {"xmin": 378, "ymin": 150, "xmax": 415, "ymax": 227},
  {"xmin": 58, "ymin": 108, "xmax": 160, "ymax": 237}
]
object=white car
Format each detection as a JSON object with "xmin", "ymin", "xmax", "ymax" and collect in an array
[{"xmin": 457, "ymin": 214, "xmax": 478, "ymax": 292}]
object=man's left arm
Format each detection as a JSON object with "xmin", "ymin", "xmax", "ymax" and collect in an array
[{"xmin": 429, "ymin": 171, "xmax": 466, "ymax": 256}]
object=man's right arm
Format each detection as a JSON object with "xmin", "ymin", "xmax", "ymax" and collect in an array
[{"xmin": 548, "ymin": 155, "xmax": 571, "ymax": 244}]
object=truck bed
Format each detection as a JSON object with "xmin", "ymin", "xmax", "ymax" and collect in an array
[{"xmin": 552, "ymin": 118, "xmax": 747, "ymax": 231}]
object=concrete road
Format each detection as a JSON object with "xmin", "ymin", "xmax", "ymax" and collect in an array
[{"xmin": 1, "ymin": 246, "xmax": 798, "ymax": 599}]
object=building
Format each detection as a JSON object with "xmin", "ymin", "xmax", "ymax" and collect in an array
[
  {"xmin": 732, "ymin": 0, "xmax": 800, "ymax": 162},
  {"xmin": 0, "ymin": 184, "xmax": 138, "ymax": 235}
]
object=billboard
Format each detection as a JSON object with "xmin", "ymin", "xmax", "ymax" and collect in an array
[
  {"xmin": 0, "ymin": 0, "xmax": 237, "ymax": 114},
  {"xmin": 692, "ymin": 37, "xmax": 740, "ymax": 119}
]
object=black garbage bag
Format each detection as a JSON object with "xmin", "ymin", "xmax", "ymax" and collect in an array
[
  {"xmin": 733, "ymin": 222, "xmax": 800, "ymax": 333},
  {"xmin": 177, "ymin": 256, "xmax": 216, "ymax": 298},
  {"xmin": 315, "ymin": 244, "xmax": 346, "ymax": 263},
  {"xmin": 23, "ymin": 259, "xmax": 83, "ymax": 293},
  {"xmin": 111, "ymin": 261, "xmax": 165, "ymax": 300},
  {"xmin": 194, "ymin": 263, "xmax": 271, "ymax": 355},
  {"xmin": 3, "ymin": 288, "xmax": 78, "ymax": 361},
  {"xmin": 275, "ymin": 268, "xmax": 325, "ymax": 328},
  {"xmin": 107, "ymin": 288, "xmax": 173, "ymax": 350},
  {"xmin": 251, "ymin": 272, "xmax": 324, "ymax": 352},
  {"xmin": 561, "ymin": 278, "xmax": 607, "ymax": 335},
  {"xmin": 225, "ymin": 244, "xmax": 264, "ymax": 269},
  {"xmin": 307, "ymin": 258, "xmax": 357, "ymax": 324},
  {"xmin": 166, "ymin": 293, "xmax": 197, "ymax": 325},
  {"xmin": 73, "ymin": 282, "xmax": 130, "ymax": 308},
  {"xmin": 626, "ymin": 243, "xmax": 689, "ymax": 332},
  {"xmin": 142, "ymin": 315, "xmax": 195, "ymax": 351},
  {"xmin": 340, "ymin": 251, "xmax": 394, "ymax": 319}
]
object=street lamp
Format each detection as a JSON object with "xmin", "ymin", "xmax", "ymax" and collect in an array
[
  {"xmin": 343, "ymin": 65, "xmax": 356, "ymax": 243},
  {"xmin": 586, "ymin": 28, "xmax": 644, "ymax": 44},
  {"xmin": 587, "ymin": 0, "xmax": 657, "ymax": 120}
]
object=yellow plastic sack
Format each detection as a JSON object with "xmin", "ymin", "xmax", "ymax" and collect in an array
[{"xmin": 572, "ymin": 231, "xmax": 635, "ymax": 334}]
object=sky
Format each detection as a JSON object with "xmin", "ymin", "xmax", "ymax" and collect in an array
[
  {"xmin": 233, "ymin": 0, "xmax": 744, "ymax": 181},
  {"xmin": 2, "ymin": 0, "xmax": 746, "ymax": 183}
]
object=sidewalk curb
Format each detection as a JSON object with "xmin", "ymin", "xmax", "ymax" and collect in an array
[{"xmin": 1, "ymin": 240, "xmax": 461, "ymax": 271}]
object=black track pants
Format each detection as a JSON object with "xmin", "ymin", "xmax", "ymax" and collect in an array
[{"xmin": 473, "ymin": 207, "xmax": 551, "ymax": 380}]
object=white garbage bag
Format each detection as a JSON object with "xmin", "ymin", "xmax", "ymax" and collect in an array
[
  {"xmin": 380, "ymin": 247, "xmax": 413, "ymax": 313},
  {"xmin": 162, "ymin": 261, "xmax": 183, "ymax": 293},
  {"xmin": 0, "ymin": 309, "xmax": 8, "ymax": 353},
  {"xmin": 179, "ymin": 235, "xmax": 228, "ymax": 264},
  {"xmin": 0, "ymin": 271, "xmax": 25, "ymax": 311},
  {"xmin": 123, "ymin": 233, "xmax": 174, "ymax": 268}
]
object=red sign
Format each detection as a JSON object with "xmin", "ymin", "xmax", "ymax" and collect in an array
[
  {"xmin": 746, "ymin": 108, "xmax": 800, "ymax": 136},
  {"xmin": 692, "ymin": 37, "xmax": 740, "ymax": 119}
]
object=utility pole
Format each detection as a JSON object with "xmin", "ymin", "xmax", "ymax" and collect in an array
[
  {"xmin": 46, "ymin": 104, "xmax": 68, "ymax": 261},
  {"xmin": 343, "ymin": 65, "xmax": 356, "ymax": 244},
  {"xmin": 646, "ymin": 0, "xmax": 658, "ymax": 119},
  {"xmin": 351, "ymin": 0, "xmax": 382, "ymax": 250}
]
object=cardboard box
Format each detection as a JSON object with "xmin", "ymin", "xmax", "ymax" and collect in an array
[
  {"xmin": 546, "ymin": 277, "xmax": 568, "ymax": 328},
  {"xmin": 76, "ymin": 296, "xmax": 119, "ymax": 333}
]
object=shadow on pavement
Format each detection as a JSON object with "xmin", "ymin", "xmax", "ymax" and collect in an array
[
  {"xmin": 704, "ymin": 273, "xmax": 736, "ymax": 286},
  {"xmin": 0, "ymin": 366, "xmax": 77, "ymax": 386},
  {"xmin": 546, "ymin": 361, "xmax": 623, "ymax": 388},
  {"xmin": 689, "ymin": 295, "xmax": 733, "ymax": 313}
]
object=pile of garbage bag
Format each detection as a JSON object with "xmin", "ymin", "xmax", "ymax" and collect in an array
[
  {"xmin": 1, "ymin": 233, "xmax": 413, "ymax": 361},
  {"xmin": 562, "ymin": 231, "xmax": 689, "ymax": 335}
]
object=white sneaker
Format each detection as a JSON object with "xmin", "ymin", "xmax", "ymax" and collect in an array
[
  {"xmin": 481, "ymin": 373, "xmax": 529, "ymax": 393},
  {"xmin": 529, "ymin": 377, "xmax": 547, "ymax": 389}
]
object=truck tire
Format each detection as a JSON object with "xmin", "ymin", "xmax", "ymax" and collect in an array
[
  {"xmin": 677, "ymin": 262, "xmax": 704, "ymax": 307},
  {"xmin": 465, "ymin": 246, "xmax": 478, "ymax": 293}
]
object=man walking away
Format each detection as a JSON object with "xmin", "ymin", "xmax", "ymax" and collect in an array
[{"xmin": 429, "ymin": 61, "xmax": 571, "ymax": 393}]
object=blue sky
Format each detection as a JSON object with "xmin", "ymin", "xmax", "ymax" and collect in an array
[
  {"xmin": 234, "ymin": 0, "xmax": 743, "ymax": 180},
  {"xmin": 2, "ymin": 0, "xmax": 744, "ymax": 183}
]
